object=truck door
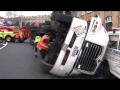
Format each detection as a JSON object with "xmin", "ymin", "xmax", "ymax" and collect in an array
[{"xmin": 105, "ymin": 34, "xmax": 120, "ymax": 78}]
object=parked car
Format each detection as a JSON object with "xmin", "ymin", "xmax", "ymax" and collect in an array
[{"xmin": 104, "ymin": 28, "xmax": 120, "ymax": 79}]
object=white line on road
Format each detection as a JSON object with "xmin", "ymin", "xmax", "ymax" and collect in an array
[{"xmin": 0, "ymin": 42, "xmax": 8, "ymax": 50}]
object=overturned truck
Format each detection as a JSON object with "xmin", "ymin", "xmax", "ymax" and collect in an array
[{"xmin": 40, "ymin": 13, "xmax": 109, "ymax": 77}]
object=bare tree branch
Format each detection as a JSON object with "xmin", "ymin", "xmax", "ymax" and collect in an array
[
  {"xmin": 12, "ymin": 11, "xmax": 18, "ymax": 18},
  {"xmin": 6, "ymin": 11, "xmax": 12, "ymax": 18}
]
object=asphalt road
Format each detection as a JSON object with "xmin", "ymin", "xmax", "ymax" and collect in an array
[
  {"xmin": 0, "ymin": 41, "xmax": 64, "ymax": 79},
  {"xmin": 0, "ymin": 40, "xmax": 110, "ymax": 79}
]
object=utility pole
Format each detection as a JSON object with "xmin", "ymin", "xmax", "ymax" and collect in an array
[
  {"xmin": 20, "ymin": 11, "xmax": 22, "ymax": 28},
  {"xmin": 63, "ymin": 11, "xmax": 65, "ymax": 14}
]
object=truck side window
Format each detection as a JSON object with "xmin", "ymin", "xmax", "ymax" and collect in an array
[
  {"xmin": 119, "ymin": 40, "xmax": 120, "ymax": 50},
  {"xmin": 109, "ymin": 35, "xmax": 119, "ymax": 49},
  {"xmin": 109, "ymin": 41, "xmax": 118, "ymax": 49}
]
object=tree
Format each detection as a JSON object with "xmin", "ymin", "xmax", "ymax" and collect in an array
[
  {"xmin": 6, "ymin": 11, "xmax": 12, "ymax": 18},
  {"xmin": 6, "ymin": 11, "xmax": 18, "ymax": 18},
  {"xmin": 57, "ymin": 11, "xmax": 71, "ymax": 15},
  {"xmin": 51, "ymin": 11, "xmax": 58, "ymax": 21},
  {"xmin": 51, "ymin": 11, "xmax": 72, "ymax": 21},
  {"xmin": 12, "ymin": 11, "xmax": 18, "ymax": 18}
]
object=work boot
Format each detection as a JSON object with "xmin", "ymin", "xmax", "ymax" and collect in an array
[
  {"xmin": 35, "ymin": 55, "xmax": 37, "ymax": 58},
  {"xmin": 35, "ymin": 52, "xmax": 37, "ymax": 58}
]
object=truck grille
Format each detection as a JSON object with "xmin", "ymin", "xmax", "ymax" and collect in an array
[{"xmin": 76, "ymin": 41, "xmax": 102, "ymax": 72}]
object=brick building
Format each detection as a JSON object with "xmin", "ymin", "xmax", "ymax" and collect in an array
[
  {"xmin": 0, "ymin": 16, "xmax": 5, "ymax": 24},
  {"xmin": 23, "ymin": 15, "xmax": 51, "ymax": 23},
  {"xmin": 71, "ymin": 11, "xmax": 120, "ymax": 31},
  {"xmin": 5, "ymin": 15, "xmax": 51, "ymax": 25}
]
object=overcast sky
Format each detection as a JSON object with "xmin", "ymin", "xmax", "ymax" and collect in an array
[{"xmin": 0, "ymin": 11, "xmax": 53, "ymax": 18}]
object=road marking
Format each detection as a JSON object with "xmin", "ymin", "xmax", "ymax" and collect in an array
[{"xmin": 0, "ymin": 42, "xmax": 8, "ymax": 50}]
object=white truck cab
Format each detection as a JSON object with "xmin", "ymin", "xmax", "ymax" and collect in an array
[
  {"xmin": 40, "ymin": 13, "xmax": 109, "ymax": 77},
  {"xmin": 104, "ymin": 28, "xmax": 120, "ymax": 79}
]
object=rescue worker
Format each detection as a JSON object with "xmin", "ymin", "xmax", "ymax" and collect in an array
[
  {"xmin": 0, "ymin": 31, "xmax": 4, "ymax": 44},
  {"xmin": 36, "ymin": 32, "xmax": 52, "ymax": 59},
  {"xmin": 33, "ymin": 21, "xmax": 42, "ymax": 58},
  {"xmin": 15, "ymin": 32, "xmax": 20, "ymax": 43},
  {"xmin": 34, "ymin": 33, "xmax": 41, "ymax": 58}
]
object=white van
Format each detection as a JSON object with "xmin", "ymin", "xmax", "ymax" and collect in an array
[
  {"xmin": 104, "ymin": 28, "xmax": 120, "ymax": 79},
  {"xmin": 40, "ymin": 13, "xmax": 109, "ymax": 77}
]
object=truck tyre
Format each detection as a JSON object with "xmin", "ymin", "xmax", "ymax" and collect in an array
[
  {"xmin": 55, "ymin": 13, "xmax": 73, "ymax": 24},
  {"xmin": 6, "ymin": 36, "xmax": 12, "ymax": 42},
  {"xmin": 103, "ymin": 60, "xmax": 113, "ymax": 78}
]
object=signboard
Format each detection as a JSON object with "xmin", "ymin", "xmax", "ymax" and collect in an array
[{"xmin": 73, "ymin": 26, "xmax": 84, "ymax": 36}]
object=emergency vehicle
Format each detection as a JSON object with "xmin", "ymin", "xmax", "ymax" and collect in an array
[
  {"xmin": 39, "ymin": 13, "xmax": 109, "ymax": 77},
  {"xmin": 0, "ymin": 26, "xmax": 30, "ymax": 42},
  {"xmin": 104, "ymin": 28, "xmax": 120, "ymax": 79}
]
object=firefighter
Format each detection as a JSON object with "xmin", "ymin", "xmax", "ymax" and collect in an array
[
  {"xmin": 36, "ymin": 32, "xmax": 52, "ymax": 59},
  {"xmin": 34, "ymin": 32, "xmax": 41, "ymax": 58},
  {"xmin": 0, "ymin": 31, "xmax": 4, "ymax": 44},
  {"xmin": 15, "ymin": 32, "xmax": 20, "ymax": 43}
]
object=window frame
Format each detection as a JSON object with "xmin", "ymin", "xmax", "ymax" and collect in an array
[
  {"xmin": 109, "ymin": 34, "xmax": 120, "ymax": 50},
  {"xmin": 105, "ymin": 16, "xmax": 112, "ymax": 23}
]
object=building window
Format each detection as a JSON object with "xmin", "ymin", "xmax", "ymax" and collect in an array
[
  {"xmin": 105, "ymin": 16, "xmax": 112, "ymax": 31},
  {"xmin": 87, "ymin": 11, "xmax": 92, "ymax": 13},
  {"xmin": 106, "ymin": 22, "xmax": 112, "ymax": 27},
  {"xmin": 81, "ymin": 11, "xmax": 85, "ymax": 15},
  {"xmin": 76, "ymin": 12, "xmax": 80, "ymax": 18},
  {"xmin": 105, "ymin": 16, "xmax": 112, "ymax": 23}
]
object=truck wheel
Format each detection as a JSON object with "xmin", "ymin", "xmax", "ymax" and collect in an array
[
  {"xmin": 55, "ymin": 13, "xmax": 73, "ymax": 24},
  {"xmin": 6, "ymin": 36, "xmax": 12, "ymax": 42},
  {"xmin": 103, "ymin": 60, "xmax": 113, "ymax": 78}
]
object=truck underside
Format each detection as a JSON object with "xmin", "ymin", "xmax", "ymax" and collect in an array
[{"xmin": 39, "ymin": 13, "xmax": 109, "ymax": 77}]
